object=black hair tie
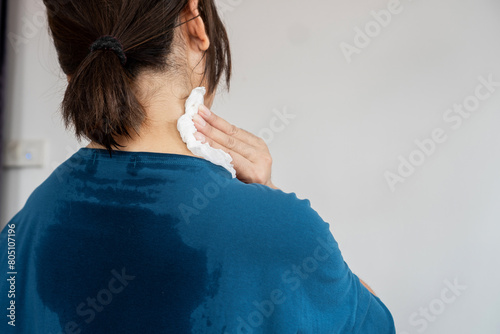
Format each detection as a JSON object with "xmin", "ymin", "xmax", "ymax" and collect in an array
[{"xmin": 90, "ymin": 35, "xmax": 127, "ymax": 66}]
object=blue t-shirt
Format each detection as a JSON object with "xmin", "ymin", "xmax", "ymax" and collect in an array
[{"xmin": 0, "ymin": 148, "xmax": 395, "ymax": 333}]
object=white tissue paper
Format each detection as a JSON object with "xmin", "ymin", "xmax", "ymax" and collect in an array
[{"xmin": 177, "ymin": 87, "xmax": 237, "ymax": 178}]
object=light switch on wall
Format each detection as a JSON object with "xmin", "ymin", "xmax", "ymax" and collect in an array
[{"xmin": 3, "ymin": 140, "xmax": 47, "ymax": 168}]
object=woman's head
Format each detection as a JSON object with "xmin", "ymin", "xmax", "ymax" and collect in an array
[{"xmin": 43, "ymin": 0, "xmax": 231, "ymax": 154}]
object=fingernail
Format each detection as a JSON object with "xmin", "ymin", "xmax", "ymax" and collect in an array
[
  {"xmin": 193, "ymin": 114, "xmax": 206, "ymax": 127},
  {"xmin": 199, "ymin": 105, "xmax": 211, "ymax": 117},
  {"xmin": 194, "ymin": 132, "xmax": 206, "ymax": 143}
]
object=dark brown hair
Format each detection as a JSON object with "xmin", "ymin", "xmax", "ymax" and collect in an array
[{"xmin": 43, "ymin": 0, "xmax": 231, "ymax": 155}]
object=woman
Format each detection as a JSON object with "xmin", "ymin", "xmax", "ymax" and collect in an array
[{"xmin": 0, "ymin": 0, "xmax": 395, "ymax": 333}]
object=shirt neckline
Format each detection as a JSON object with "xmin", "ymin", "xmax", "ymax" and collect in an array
[{"xmin": 75, "ymin": 147, "xmax": 232, "ymax": 177}]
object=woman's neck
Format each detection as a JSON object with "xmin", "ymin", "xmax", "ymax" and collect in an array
[
  {"xmin": 86, "ymin": 123, "xmax": 198, "ymax": 157},
  {"xmin": 87, "ymin": 76, "xmax": 202, "ymax": 158}
]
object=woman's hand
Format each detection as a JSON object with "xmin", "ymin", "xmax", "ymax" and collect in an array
[{"xmin": 193, "ymin": 104, "xmax": 278, "ymax": 189}]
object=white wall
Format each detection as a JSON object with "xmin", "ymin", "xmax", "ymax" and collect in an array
[{"xmin": 2, "ymin": 0, "xmax": 500, "ymax": 333}]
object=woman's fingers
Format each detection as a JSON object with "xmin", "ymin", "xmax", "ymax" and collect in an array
[
  {"xmin": 192, "ymin": 104, "xmax": 275, "ymax": 187},
  {"xmin": 198, "ymin": 105, "xmax": 264, "ymax": 152},
  {"xmin": 193, "ymin": 113, "xmax": 258, "ymax": 162}
]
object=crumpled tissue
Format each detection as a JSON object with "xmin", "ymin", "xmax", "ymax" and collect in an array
[{"xmin": 177, "ymin": 87, "xmax": 237, "ymax": 178}]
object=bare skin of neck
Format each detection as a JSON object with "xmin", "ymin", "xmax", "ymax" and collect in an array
[{"xmin": 86, "ymin": 74, "xmax": 213, "ymax": 158}]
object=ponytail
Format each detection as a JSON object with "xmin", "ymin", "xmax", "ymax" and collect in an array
[{"xmin": 62, "ymin": 48, "xmax": 144, "ymax": 156}]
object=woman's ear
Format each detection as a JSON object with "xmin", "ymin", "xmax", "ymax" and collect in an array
[{"xmin": 182, "ymin": 0, "xmax": 210, "ymax": 52}]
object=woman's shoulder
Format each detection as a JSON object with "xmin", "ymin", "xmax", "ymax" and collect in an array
[
  {"xmin": 214, "ymin": 182, "xmax": 335, "ymax": 255},
  {"xmin": 232, "ymin": 182, "xmax": 329, "ymax": 229}
]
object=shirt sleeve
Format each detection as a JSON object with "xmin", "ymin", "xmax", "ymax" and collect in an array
[{"xmin": 283, "ymin": 194, "xmax": 396, "ymax": 334}]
